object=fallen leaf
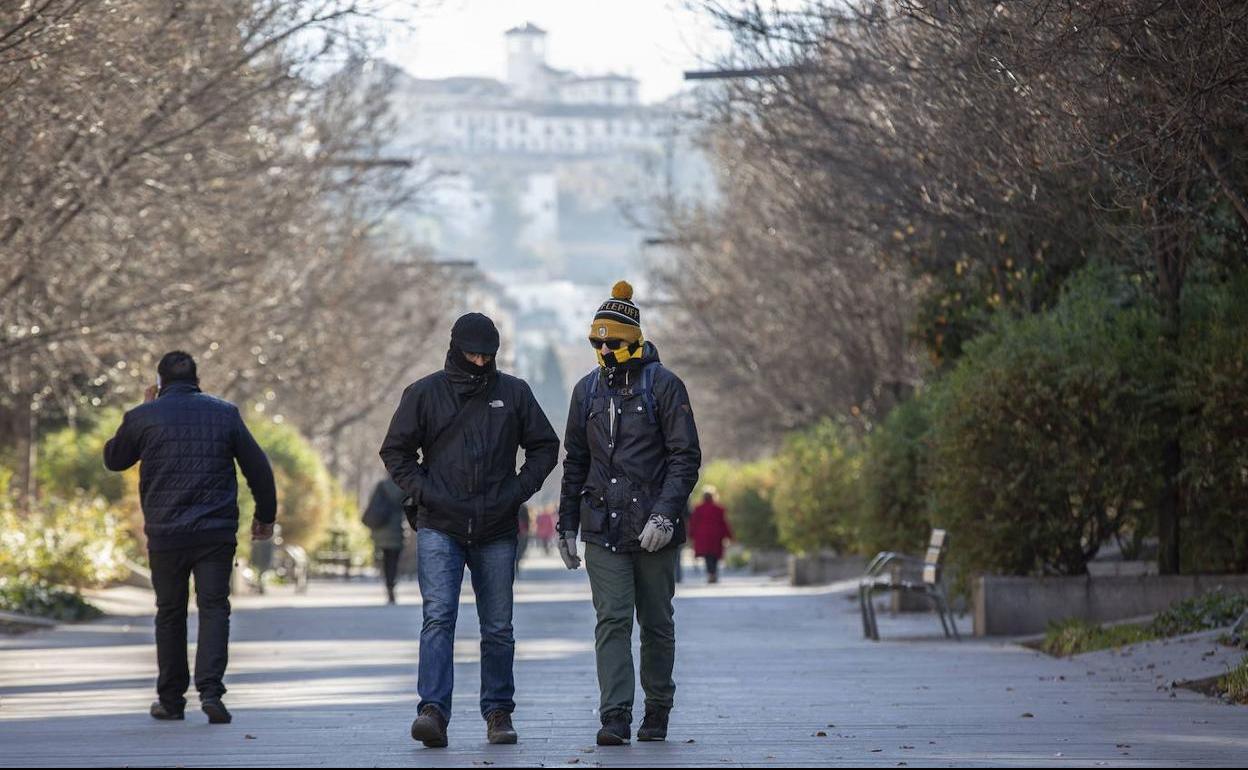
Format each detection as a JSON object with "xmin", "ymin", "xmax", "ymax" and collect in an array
[{"xmin": 1020, "ymin": 713, "xmax": 1035, "ymax": 718}]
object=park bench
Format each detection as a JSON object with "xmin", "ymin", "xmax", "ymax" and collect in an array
[
  {"xmin": 313, "ymin": 529, "xmax": 356, "ymax": 580},
  {"xmin": 858, "ymin": 528, "xmax": 960, "ymax": 642}
]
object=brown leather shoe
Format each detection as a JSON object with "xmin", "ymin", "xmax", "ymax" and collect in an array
[
  {"xmin": 410, "ymin": 705, "xmax": 448, "ymax": 748},
  {"xmin": 486, "ymin": 710, "xmax": 518, "ymax": 744}
]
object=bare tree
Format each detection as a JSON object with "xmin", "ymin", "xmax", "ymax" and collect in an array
[{"xmin": 0, "ymin": 1, "xmax": 455, "ymax": 507}]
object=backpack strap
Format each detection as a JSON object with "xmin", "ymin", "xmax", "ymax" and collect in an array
[
  {"xmin": 637, "ymin": 362, "xmax": 662, "ymax": 425},
  {"xmin": 582, "ymin": 368, "xmax": 601, "ymax": 425},
  {"xmin": 582, "ymin": 362, "xmax": 664, "ymax": 425}
]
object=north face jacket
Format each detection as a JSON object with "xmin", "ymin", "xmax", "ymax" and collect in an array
[{"xmin": 379, "ymin": 360, "xmax": 560, "ymax": 545}]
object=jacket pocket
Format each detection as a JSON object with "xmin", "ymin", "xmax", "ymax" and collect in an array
[
  {"xmin": 579, "ymin": 489, "xmax": 608, "ymax": 534},
  {"xmin": 625, "ymin": 484, "xmax": 656, "ymax": 542}
]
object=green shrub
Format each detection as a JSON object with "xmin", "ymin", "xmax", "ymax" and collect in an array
[
  {"xmin": 37, "ymin": 410, "xmax": 128, "ymax": 502},
  {"xmin": 1219, "ymin": 657, "xmax": 1248, "ymax": 704},
  {"xmin": 1040, "ymin": 590, "xmax": 1248, "ymax": 657},
  {"xmin": 238, "ymin": 416, "xmax": 334, "ymax": 552},
  {"xmin": 0, "ymin": 495, "xmax": 135, "ymax": 589},
  {"xmin": 1178, "ymin": 273, "xmax": 1248, "ymax": 573},
  {"xmin": 698, "ymin": 458, "xmax": 781, "ymax": 550},
  {"xmin": 1041, "ymin": 618, "xmax": 1154, "ymax": 657},
  {"xmin": 0, "ymin": 577, "xmax": 102, "ymax": 622},
  {"xmin": 1148, "ymin": 589, "xmax": 1248, "ymax": 637},
  {"xmin": 858, "ymin": 396, "xmax": 933, "ymax": 556},
  {"xmin": 927, "ymin": 266, "xmax": 1166, "ymax": 577},
  {"xmin": 38, "ymin": 411, "xmax": 145, "ymax": 544},
  {"xmin": 771, "ymin": 419, "xmax": 863, "ymax": 555}
]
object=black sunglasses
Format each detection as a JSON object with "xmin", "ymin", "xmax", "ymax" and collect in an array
[{"xmin": 589, "ymin": 338, "xmax": 628, "ymax": 350}]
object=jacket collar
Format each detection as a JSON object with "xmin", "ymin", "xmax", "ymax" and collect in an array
[{"xmin": 159, "ymin": 381, "xmax": 202, "ymax": 397}]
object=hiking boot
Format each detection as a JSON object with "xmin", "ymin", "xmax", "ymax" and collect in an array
[
  {"xmin": 410, "ymin": 705, "xmax": 448, "ymax": 748},
  {"xmin": 596, "ymin": 710, "xmax": 632, "ymax": 746},
  {"xmin": 637, "ymin": 706, "xmax": 669, "ymax": 742},
  {"xmin": 201, "ymin": 697, "xmax": 232, "ymax": 724},
  {"xmin": 149, "ymin": 701, "xmax": 184, "ymax": 721},
  {"xmin": 485, "ymin": 710, "xmax": 518, "ymax": 744}
]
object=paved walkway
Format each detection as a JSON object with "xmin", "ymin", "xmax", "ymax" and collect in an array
[{"xmin": 2, "ymin": 554, "xmax": 1246, "ymax": 767}]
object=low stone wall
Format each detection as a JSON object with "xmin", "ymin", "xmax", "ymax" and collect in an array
[
  {"xmin": 972, "ymin": 573, "xmax": 1248, "ymax": 637},
  {"xmin": 789, "ymin": 551, "xmax": 866, "ymax": 586},
  {"xmin": 747, "ymin": 549, "xmax": 790, "ymax": 575}
]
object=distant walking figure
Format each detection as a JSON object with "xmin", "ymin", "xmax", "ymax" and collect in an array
[
  {"xmin": 363, "ymin": 477, "xmax": 407, "ymax": 605},
  {"xmin": 103, "ymin": 351, "xmax": 276, "ymax": 725},
  {"xmin": 690, "ymin": 487, "xmax": 734, "ymax": 584}
]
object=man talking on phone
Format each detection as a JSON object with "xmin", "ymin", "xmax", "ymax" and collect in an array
[{"xmin": 104, "ymin": 350, "xmax": 277, "ymax": 725}]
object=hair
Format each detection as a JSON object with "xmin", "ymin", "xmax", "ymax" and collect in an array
[{"xmin": 157, "ymin": 350, "xmax": 198, "ymax": 384}]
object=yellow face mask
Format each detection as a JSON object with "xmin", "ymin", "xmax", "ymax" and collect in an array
[{"xmin": 595, "ymin": 340, "xmax": 645, "ymax": 368}]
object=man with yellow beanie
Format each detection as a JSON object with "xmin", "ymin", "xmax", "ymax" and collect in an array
[{"xmin": 557, "ymin": 280, "xmax": 702, "ymax": 746}]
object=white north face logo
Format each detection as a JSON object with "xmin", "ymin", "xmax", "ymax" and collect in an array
[{"xmin": 490, "ymin": 400, "xmax": 504, "ymax": 408}]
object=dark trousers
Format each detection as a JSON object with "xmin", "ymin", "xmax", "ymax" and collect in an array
[
  {"xmin": 584, "ymin": 544, "xmax": 678, "ymax": 721},
  {"xmin": 705, "ymin": 554, "xmax": 720, "ymax": 579},
  {"xmin": 148, "ymin": 542, "xmax": 236, "ymax": 708},
  {"xmin": 381, "ymin": 548, "xmax": 401, "ymax": 590}
]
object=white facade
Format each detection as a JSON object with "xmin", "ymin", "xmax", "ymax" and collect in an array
[{"xmin": 394, "ymin": 23, "xmax": 656, "ymax": 159}]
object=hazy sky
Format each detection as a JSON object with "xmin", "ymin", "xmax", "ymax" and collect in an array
[{"xmin": 375, "ymin": 0, "xmax": 732, "ymax": 103}]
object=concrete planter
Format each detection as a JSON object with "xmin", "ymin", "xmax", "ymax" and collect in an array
[
  {"xmin": 788, "ymin": 551, "xmax": 866, "ymax": 586},
  {"xmin": 747, "ymin": 549, "xmax": 790, "ymax": 575},
  {"xmin": 972, "ymin": 573, "xmax": 1248, "ymax": 637}
]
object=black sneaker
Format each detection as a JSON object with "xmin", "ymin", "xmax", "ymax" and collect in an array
[
  {"xmin": 201, "ymin": 698, "xmax": 232, "ymax": 724},
  {"xmin": 596, "ymin": 710, "xmax": 632, "ymax": 746},
  {"xmin": 410, "ymin": 705, "xmax": 449, "ymax": 748},
  {"xmin": 485, "ymin": 710, "xmax": 518, "ymax": 744},
  {"xmin": 637, "ymin": 706, "xmax": 669, "ymax": 742},
  {"xmin": 149, "ymin": 701, "xmax": 184, "ymax": 721}
]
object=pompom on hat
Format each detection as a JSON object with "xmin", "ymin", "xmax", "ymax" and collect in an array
[{"xmin": 589, "ymin": 280, "xmax": 643, "ymax": 344}]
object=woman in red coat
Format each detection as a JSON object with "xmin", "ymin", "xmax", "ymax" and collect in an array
[{"xmin": 689, "ymin": 487, "xmax": 734, "ymax": 583}]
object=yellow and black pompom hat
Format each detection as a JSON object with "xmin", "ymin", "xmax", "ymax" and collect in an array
[{"xmin": 589, "ymin": 280, "xmax": 643, "ymax": 345}]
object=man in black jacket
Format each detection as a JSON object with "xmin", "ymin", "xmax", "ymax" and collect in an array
[
  {"xmin": 380, "ymin": 313, "xmax": 559, "ymax": 748},
  {"xmin": 103, "ymin": 351, "xmax": 277, "ymax": 725},
  {"xmin": 557, "ymin": 281, "xmax": 702, "ymax": 746}
]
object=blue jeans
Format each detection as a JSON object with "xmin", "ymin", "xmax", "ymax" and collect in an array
[{"xmin": 416, "ymin": 528, "xmax": 517, "ymax": 721}]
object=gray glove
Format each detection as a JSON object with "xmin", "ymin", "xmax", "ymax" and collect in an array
[
  {"xmin": 639, "ymin": 514, "xmax": 675, "ymax": 552},
  {"xmin": 558, "ymin": 531, "xmax": 581, "ymax": 570}
]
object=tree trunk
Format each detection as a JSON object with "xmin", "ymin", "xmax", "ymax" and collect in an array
[
  {"xmin": 1155, "ymin": 218, "xmax": 1186, "ymax": 576},
  {"xmin": 13, "ymin": 392, "xmax": 37, "ymax": 513}
]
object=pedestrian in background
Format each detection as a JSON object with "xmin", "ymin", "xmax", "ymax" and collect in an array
[
  {"xmin": 363, "ymin": 477, "xmax": 407, "ymax": 605},
  {"xmin": 689, "ymin": 486, "xmax": 734, "ymax": 584}
]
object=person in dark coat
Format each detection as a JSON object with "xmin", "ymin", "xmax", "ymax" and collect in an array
[
  {"xmin": 689, "ymin": 487, "xmax": 734, "ymax": 583},
  {"xmin": 380, "ymin": 312, "xmax": 560, "ymax": 748},
  {"xmin": 557, "ymin": 281, "xmax": 702, "ymax": 746},
  {"xmin": 364, "ymin": 477, "xmax": 407, "ymax": 605},
  {"xmin": 103, "ymin": 351, "xmax": 276, "ymax": 725}
]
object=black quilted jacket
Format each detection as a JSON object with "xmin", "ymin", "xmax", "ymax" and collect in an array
[{"xmin": 103, "ymin": 382, "xmax": 277, "ymax": 551}]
